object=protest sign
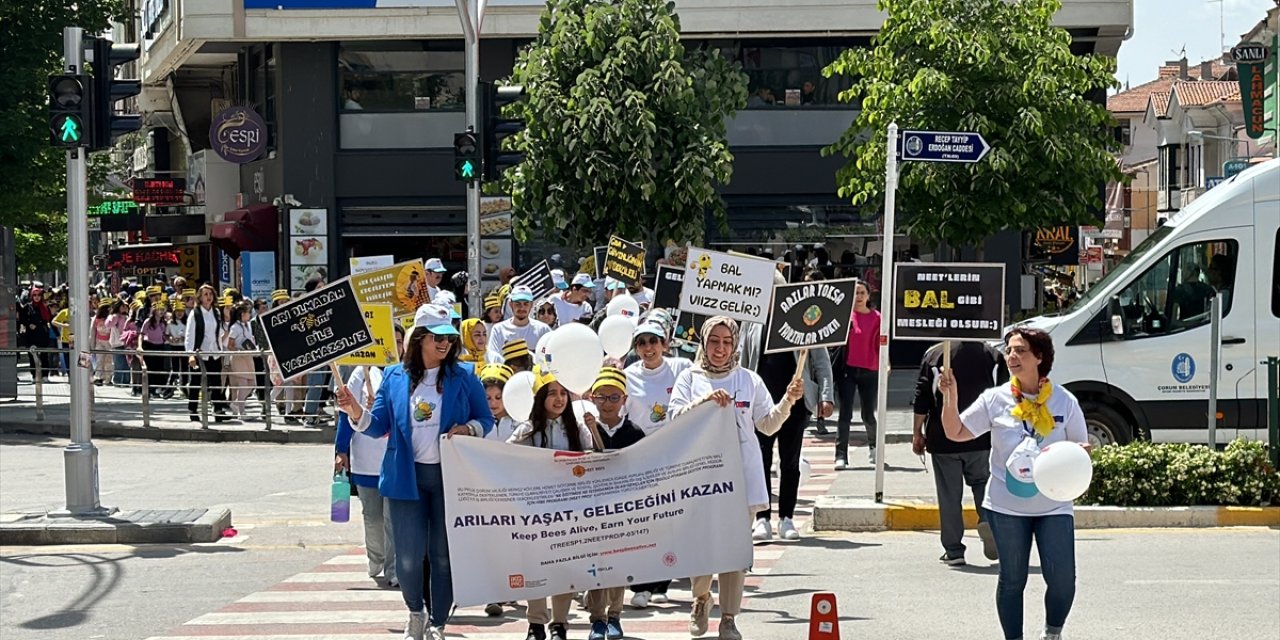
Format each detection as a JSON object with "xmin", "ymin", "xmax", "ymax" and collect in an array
[
  {"xmin": 672, "ymin": 311, "xmax": 709, "ymax": 344},
  {"xmin": 442, "ymin": 402, "xmax": 751, "ymax": 606},
  {"xmin": 349, "ymin": 260, "xmax": 430, "ymax": 317},
  {"xmin": 764, "ymin": 278, "xmax": 857, "ymax": 354},
  {"xmin": 514, "ymin": 259, "xmax": 556, "ymax": 301},
  {"xmin": 349, "ymin": 254, "xmax": 394, "ymax": 276},
  {"xmin": 892, "ymin": 262, "xmax": 1005, "ymax": 342},
  {"xmin": 336, "ymin": 303, "xmax": 398, "ymax": 366},
  {"xmin": 652, "ymin": 264, "xmax": 685, "ymax": 310},
  {"xmin": 592, "ymin": 246, "xmax": 608, "ymax": 280},
  {"xmin": 259, "ymin": 278, "xmax": 374, "ymax": 380},
  {"xmin": 678, "ymin": 247, "xmax": 776, "ymax": 324},
  {"xmin": 603, "ymin": 236, "xmax": 645, "ymax": 287}
]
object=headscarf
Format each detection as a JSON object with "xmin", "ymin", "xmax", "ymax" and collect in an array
[
  {"xmin": 458, "ymin": 318, "xmax": 485, "ymax": 364},
  {"xmin": 693, "ymin": 316, "xmax": 740, "ymax": 375}
]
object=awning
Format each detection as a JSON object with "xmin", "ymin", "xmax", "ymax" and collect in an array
[{"xmin": 210, "ymin": 204, "xmax": 278, "ymax": 258}]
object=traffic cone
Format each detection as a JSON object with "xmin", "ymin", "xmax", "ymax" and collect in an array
[{"xmin": 808, "ymin": 592, "xmax": 839, "ymax": 639}]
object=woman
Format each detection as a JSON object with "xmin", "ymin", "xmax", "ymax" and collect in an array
[
  {"xmin": 939, "ymin": 327, "xmax": 1088, "ymax": 640},
  {"xmin": 226, "ymin": 302, "xmax": 258, "ymax": 417},
  {"xmin": 335, "ymin": 323, "xmax": 407, "ymax": 588},
  {"xmin": 91, "ymin": 302, "xmax": 113, "ymax": 385},
  {"xmin": 669, "ymin": 317, "xmax": 803, "ymax": 640},
  {"xmin": 534, "ymin": 297, "xmax": 558, "ymax": 329},
  {"xmin": 833, "ymin": 280, "xmax": 880, "ymax": 469},
  {"xmin": 458, "ymin": 318, "xmax": 488, "ymax": 367},
  {"xmin": 108, "ymin": 300, "xmax": 132, "ymax": 387},
  {"xmin": 482, "ymin": 292, "xmax": 504, "ymax": 326},
  {"xmin": 139, "ymin": 302, "xmax": 170, "ymax": 397},
  {"xmin": 184, "ymin": 285, "xmax": 232, "ymax": 422},
  {"xmin": 336, "ymin": 303, "xmax": 493, "ymax": 640},
  {"xmin": 166, "ymin": 303, "xmax": 188, "ymax": 397}
]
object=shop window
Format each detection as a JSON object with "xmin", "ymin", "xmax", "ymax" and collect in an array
[
  {"xmin": 243, "ymin": 44, "xmax": 276, "ymax": 150},
  {"xmin": 339, "ymin": 41, "xmax": 465, "ymax": 112},
  {"xmin": 702, "ymin": 39, "xmax": 860, "ymax": 109},
  {"xmin": 1113, "ymin": 239, "xmax": 1237, "ymax": 338}
]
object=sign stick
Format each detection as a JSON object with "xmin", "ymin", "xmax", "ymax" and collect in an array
[
  {"xmin": 329, "ymin": 362, "xmax": 343, "ymax": 386},
  {"xmin": 942, "ymin": 340, "xmax": 952, "ymax": 373},
  {"xmin": 793, "ymin": 348, "xmax": 809, "ymax": 382},
  {"xmin": 362, "ymin": 365, "xmax": 375, "ymax": 406}
]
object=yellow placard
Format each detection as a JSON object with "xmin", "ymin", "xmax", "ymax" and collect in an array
[
  {"xmin": 336, "ymin": 304, "xmax": 399, "ymax": 366},
  {"xmin": 349, "ymin": 259, "xmax": 430, "ymax": 318}
]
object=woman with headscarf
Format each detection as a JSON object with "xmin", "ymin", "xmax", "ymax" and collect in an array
[
  {"xmin": 668, "ymin": 316, "xmax": 804, "ymax": 640},
  {"xmin": 458, "ymin": 318, "xmax": 488, "ymax": 367}
]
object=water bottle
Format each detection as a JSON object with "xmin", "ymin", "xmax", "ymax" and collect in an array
[{"xmin": 330, "ymin": 472, "xmax": 350, "ymax": 523}]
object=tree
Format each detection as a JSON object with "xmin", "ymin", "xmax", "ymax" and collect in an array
[
  {"xmin": 505, "ymin": 0, "xmax": 748, "ymax": 250},
  {"xmin": 822, "ymin": 0, "xmax": 1123, "ymax": 250},
  {"xmin": 0, "ymin": 0, "xmax": 125, "ymax": 274}
]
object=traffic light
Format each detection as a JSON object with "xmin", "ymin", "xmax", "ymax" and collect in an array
[
  {"xmin": 48, "ymin": 74, "xmax": 91, "ymax": 147},
  {"xmin": 89, "ymin": 37, "xmax": 142, "ymax": 151},
  {"xmin": 454, "ymin": 129, "xmax": 479, "ymax": 182},
  {"xmin": 478, "ymin": 81, "xmax": 527, "ymax": 182}
]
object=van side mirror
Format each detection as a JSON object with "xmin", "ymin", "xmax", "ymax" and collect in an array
[{"xmin": 1107, "ymin": 296, "xmax": 1124, "ymax": 336}]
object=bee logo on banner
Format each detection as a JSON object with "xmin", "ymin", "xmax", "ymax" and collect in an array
[{"xmin": 764, "ymin": 278, "xmax": 857, "ymax": 354}]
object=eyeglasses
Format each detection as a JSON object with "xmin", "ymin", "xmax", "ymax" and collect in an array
[
  {"xmin": 430, "ymin": 333, "xmax": 459, "ymax": 344},
  {"xmin": 635, "ymin": 336, "xmax": 662, "ymax": 347},
  {"xmin": 592, "ymin": 393, "xmax": 623, "ymax": 403}
]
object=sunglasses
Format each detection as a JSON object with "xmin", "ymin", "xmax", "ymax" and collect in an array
[
  {"xmin": 634, "ymin": 336, "xmax": 662, "ymax": 347},
  {"xmin": 592, "ymin": 393, "xmax": 623, "ymax": 403},
  {"xmin": 537, "ymin": 308, "xmax": 556, "ymax": 315},
  {"xmin": 430, "ymin": 333, "xmax": 459, "ymax": 344}
]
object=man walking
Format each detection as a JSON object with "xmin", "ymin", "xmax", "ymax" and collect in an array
[
  {"xmin": 485, "ymin": 285, "xmax": 551, "ymax": 364},
  {"xmin": 912, "ymin": 340, "xmax": 1006, "ymax": 566}
]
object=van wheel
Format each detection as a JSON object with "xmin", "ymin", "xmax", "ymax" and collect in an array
[{"xmin": 1080, "ymin": 401, "xmax": 1134, "ymax": 447}]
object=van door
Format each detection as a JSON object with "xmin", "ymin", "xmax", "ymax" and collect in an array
[
  {"xmin": 1253, "ymin": 225, "xmax": 1280, "ymax": 442},
  {"xmin": 1100, "ymin": 230, "xmax": 1254, "ymax": 442}
]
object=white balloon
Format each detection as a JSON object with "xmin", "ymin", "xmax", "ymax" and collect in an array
[
  {"xmin": 1033, "ymin": 441, "xmax": 1094, "ymax": 502},
  {"xmin": 799, "ymin": 457, "xmax": 812, "ymax": 489},
  {"xmin": 606, "ymin": 294, "xmax": 640, "ymax": 318},
  {"xmin": 534, "ymin": 332, "xmax": 553, "ymax": 368},
  {"xmin": 547, "ymin": 323, "xmax": 603, "ymax": 394},
  {"xmin": 598, "ymin": 315, "xmax": 637, "ymax": 360},
  {"xmin": 571, "ymin": 399, "xmax": 596, "ymax": 425},
  {"xmin": 503, "ymin": 371, "xmax": 537, "ymax": 423}
]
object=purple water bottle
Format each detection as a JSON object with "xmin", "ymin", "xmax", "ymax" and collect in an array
[{"xmin": 330, "ymin": 472, "xmax": 350, "ymax": 523}]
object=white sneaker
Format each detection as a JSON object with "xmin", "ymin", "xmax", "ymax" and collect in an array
[
  {"xmin": 650, "ymin": 592, "xmax": 669, "ymax": 604},
  {"xmin": 426, "ymin": 626, "xmax": 446, "ymax": 640},
  {"xmin": 403, "ymin": 611, "xmax": 426, "ymax": 640},
  {"xmin": 778, "ymin": 517, "xmax": 800, "ymax": 540},
  {"xmin": 1039, "ymin": 633, "xmax": 1063, "ymax": 640},
  {"xmin": 834, "ymin": 458, "xmax": 848, "ymax": 470},
  {"xmin": 630, "ymin": 590, "xmax": 650, "ymax": 608},
  {"xmin": 751, "ymin": 518, "xmax": 773, "ymax": 541},
  {"xmin": 868, "ymin": 447, "xmax": 877, "ymax": 464}
]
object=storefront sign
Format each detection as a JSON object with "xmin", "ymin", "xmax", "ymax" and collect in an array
[
  {"xmin": 217, "ymin": 249, "xmax": 234, "ymax": 286},
  {"xmin": 442, "ymin": 402, "xmax": 750, "ymax": 606},
  {"xmin": 1232, "ymin": 42, "xmax": 1271, "ymax": 140},
  {"xmin": 336, "ymin": 304, "xmax": 399, "ymax": 367},
  {"xmin": 892, "ymin": 263, "xmax": 1005, "ymax": 342},
  {"xmin": 131, "ymin": 178, "xmax": 187, "ymax": 205},
  {"xmin": 1223, "ymin": 158, "xmax": 1250, "ymax": 178},
  {"xmin": 209, "ymin": 106, "xmax": 268, "ymax": 164},
  {"xmin": 678, "ymin": 247, "xmax": 776, "ymax": 324},
  {"xmin": 241, "ymin": 251, "xmax": 277, "ymax": 301},
  {"xmin": 513, "ymin": 260, "xmax": 555, "ymax": 302},
  {"xmin": 107, "ymin": 246, "xmax": 183, "ymax": 271},
  {"xmin": 603, "ymin": 236, "xmax": 645, "ymax": 287},
  {"xmin": 259, "ymin": 278, "xmax": 374, "ymax": 380},
  {"xmin": 764, "ymin": 278, "xmax": 857, "ymax": 354},
  {"xmin": 349, "ymin": 255, "xmax": 394, "ymax": 275},
  {"xmin": 1026, "ymin": 225, "xmax": 1080, "ymax": 266},
  {"xmin": 87, "ymin": 199, "xmax": 138, "ymax": 216},
  {"xmin": 349, "ymin": 259, "xmax": 430, "ymax": 318}
]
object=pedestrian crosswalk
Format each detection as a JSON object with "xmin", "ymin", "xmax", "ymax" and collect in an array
[{"xmin": 145, "ymin": 435, "xmax": 840, "ymax": 639}]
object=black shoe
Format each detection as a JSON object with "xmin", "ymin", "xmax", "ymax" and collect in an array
[
  {"xmin": 526, "ymin": 623, "xmax": 547, "ymax": 640},
  {"xmin": 189, "ymin": 414, "xmax": 200, "ymax": 423},
  {"xmin": 484, "ymin": 602, "xmax": 503, "ymax": 617},
  {"xmin": 814, "ymin": 426, "xmax": 830, "ymax": 435},
  {"xmin": 548, "ymin": 623, "xmax": 567, "ymax": 640}
]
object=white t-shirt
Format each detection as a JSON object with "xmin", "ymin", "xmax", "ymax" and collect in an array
[
  {"xmin": 960, "ymin": 382, "xmax": 1089, "ymax": 517},
  {"xmin": 508, "ymin": 416, "xmax": 595, "ymax": 451},
  {"xmin": 624, "ymin": 357, "xmax": 692, "ymax": 435},
  {"xmin": 410, "ymin": 368, "xmax": 445, "ymax": 464},
  {"xmin": 552, "ymin": 293, "xmax": 592, "ymax": 325},
  {"xmin": 486, "ymin": 415, "xmax": 517, "ymax": 443},
  {"xmin": 669, "ymin": 367, "xmax": 773, "ymax": 511},
  {"xmin": 346, "ymin": 366, "xmax": 389, "ymax": 477},
  {"xmin": 485, "ymin": 318, "xmax": 552, "ymax": 364}
]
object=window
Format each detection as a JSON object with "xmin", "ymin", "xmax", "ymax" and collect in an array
[
  {"xmin": 1113, "ymin": 239, "xmax": 1238, "ymax": 338},
  {"xmin": 243, "ymin": 44, "xmax": 276, "ymax": 150},
  {"xmin": 1113, "ymin": 123, "xmax": 1131, "ymax": 146},
  {"xmin": 338, "ymin": 41, "xmax": 465, "ymax": 112},
  {"xmin": 704, "ymin": 38, "xmax": 861, "ymax": 109}
]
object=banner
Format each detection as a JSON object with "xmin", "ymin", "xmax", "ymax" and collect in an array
[
  {"xmin": 336, "ymin": 304, "xmax": 399, "ymax": 367},
  {"xmin": 349, "ymin": 254, "xmax": 394, "ymax": 276},
  {"xmin": 677, "ymin": 247, "xmax": 776, "ymax": 324},
  {"xmin": 349, "ymin": 259, "xmax": 430, "ymax": 317},
  {"xmin": 892, "ymin": 262, "xmax": 1006, "ymax": 342},
  {"xmin": 240, "ymin": 251, "xmax": 276, "ymax": 301},
  {"xmin": 514, "ymin": 259, "xmax": 556, "ymax": 302},
  {"xmin": 442, "ymin": 403, "xmax": 751, "ymax": 606},
  {"xmin": 259, "ymin": 278, "xmax": 375, "ymax": 380},
  {"xmin": 603, "ymin": 236, "xmax": 645, "ymax": 287},
  {"xmin": 652, "ymin": 264, "xmax": 684, "ymax": 310},
  {"xmin": 764, "ymin": 278, "xmax": 856, "ymax": 354}
]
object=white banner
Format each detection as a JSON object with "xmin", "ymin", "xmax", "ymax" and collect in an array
[
  {"xmin": 349, "ymin": 254, "xmax": 395, "ymax": 275},
  {"xmin": 441, "ymin": 403, "xmax": 751, "ymax": 606},
  {"xmin": 677, "ymin": 246, "xmax": 776, "ymax": 324}
]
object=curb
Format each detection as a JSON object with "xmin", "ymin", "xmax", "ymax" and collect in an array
[
  {"xmin": 812, "ymin": 496, "xmax": 1280, "ymax": 530},
  {"xmin": 0, "ymin": 508, "xmax": 232, "ymax": 545},
  {"xmin": 0, "ymin": 418, "xmax": 335, "ymax": 444}
]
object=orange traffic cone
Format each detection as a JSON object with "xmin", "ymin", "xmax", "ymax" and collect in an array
[{"xmin": 809, "ymin": 592, "xmax": 839, "ymax": 639}]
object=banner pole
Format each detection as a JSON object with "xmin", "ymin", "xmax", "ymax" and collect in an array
[{"xmin": 873, "ymin": 123, "xmax": 899, "ymax": 504}]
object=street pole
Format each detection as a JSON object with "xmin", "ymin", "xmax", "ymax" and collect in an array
[
  {"xmin": 457, "ymin": 0, "xmax": 483, "ymax": 315},
  {"xmin": 58, "ymin": 26, "xmax": 111, "ymax": 517},
  {"xmin": 873, "ymin": 123, "xmax": 899, "ymax": 503},
  {"xmin": 1207, "ymin": 291, "xmax": 1223, "ymax": 448}
]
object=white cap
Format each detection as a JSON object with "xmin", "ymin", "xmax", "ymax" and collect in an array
[
  {"xmin": 413, "ymin": 304, "xmax": 459, "ymax": 335},
  {"xmin": 509, "ymin": 285, "xmax": 535, "ymax": 302},
  {"xmin": 425, "ymin": 258, "xmax": 448, "ymax": 273},
  {"xmin": 571, "ymin": 273, "xmax": 596, "ymax": 288},
  {"xmin": 604, "ymin": 276, "xmax": 626, "ymax": 290},
  {"xmin": 551, "ymin": 269, "xmax": 568, "ymax": 290}
]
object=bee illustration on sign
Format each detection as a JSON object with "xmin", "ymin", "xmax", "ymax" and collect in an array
[{"xmin": 691, "ymin": 254, "xmax": 713, "ymax": 280}]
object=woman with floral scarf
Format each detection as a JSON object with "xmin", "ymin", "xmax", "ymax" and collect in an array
[{"xmin": 457, "ymin": 318, "xmax": 488, "ymax": 369}]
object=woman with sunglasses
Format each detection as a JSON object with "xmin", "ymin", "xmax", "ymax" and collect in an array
[
  {"xmin": 336, "ymin": 303, "xmax": 494, "ymax": 640},
  {"xmin": 535, "ymin": 297, "xmax": 558, "ymax": 329},
  {"xmin": 457, "ymin": 318, "xmax": 488, "ymax": 367}
]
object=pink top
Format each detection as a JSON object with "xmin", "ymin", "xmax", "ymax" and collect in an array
[
  {"xmin": 140, "ymin": 318, "xmax": 167, "ymax": 345},
  {"xmin": 845, "ymin": 309, "xmax": 881, "ymax": 371}
]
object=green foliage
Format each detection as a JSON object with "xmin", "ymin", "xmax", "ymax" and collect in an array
[
  {"xmin": 1081, "ymin": 440, "xmax": 1280, "ymax": 507},
  {"xmin": 822, "ymin": 0, "xmax": 1123, "ymax": 248},
  {"xmin": 505, "ymin": 0, "xmax": 748, "ymax": 249}
]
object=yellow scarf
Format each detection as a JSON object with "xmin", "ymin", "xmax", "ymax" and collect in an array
[{"xmin": 1010, "ymin": 376, "xmax": 1055, "ymax": 438}]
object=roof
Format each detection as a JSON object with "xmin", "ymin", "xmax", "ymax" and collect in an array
[
  {"xmin": 1171, "ymin": 81, "xmax": 1239, "ymax": 107},
  {"xmin": 1108, "ymin": 61, "xmax": 1235, "ymax": 113},
  {"xmin": 1150, "ymin": 91, "xmax": 1171, "ymax": 117}
]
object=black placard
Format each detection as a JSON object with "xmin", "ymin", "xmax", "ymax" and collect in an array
[
  {"xmin": 892, "ymin": 263, "xmax": 1005, "ymax": 342},
  {"xmin": 764, "ymin": 278, "xmax": 857, "ymax": 354},
  {"xmin": 513, "ymin": 259, "xmax": 555, "ymax": 302},
  {"xmin": 592, "ymin": 246, "xmax": 607, "ymax": 280},
  {"xmin": 604, "ymin": 236, "xmax": 645, "ymax": 287},
  {"xmin": 259, "ymin": 278, "xmax": 374, "ymax": 380},
  {"xmin": 652, "ymin": 264, "xmax": 685, "ymax": 310}
]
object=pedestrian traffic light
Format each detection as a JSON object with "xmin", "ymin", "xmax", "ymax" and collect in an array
[
  {"xmin": 478, "ymin": 81, "xmax": 527, "ymax": 182},
  {"xmin": 454, "ymin": 129, "xmax": 479, "ymax": 183},
  {"xmin": 89, "ymin": 37, "xmax": 142, "ymax": 151},
  {"xmin": 48, "ymin": 74, "xmax": 91, "ymax": 147}
]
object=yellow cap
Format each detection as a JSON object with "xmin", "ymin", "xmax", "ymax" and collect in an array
[
  {"xmin": 181, "ymin": 288, "xmax": 196, "ymax": 297},
  {"xmin": 479, "ymin": 363, "xmax": 514, "ymax": 384},
  {"xmin": 146, "ymin": 285, "xmax": 162, "ymax": 295},
  {"xmin": 222, "ymin": 287, "xmax": 240, "ymax": 298},
  {"xmin": 590, "ymin": 367, "xmax": 627, "ymax": 394},
  {"xmin": 134, "ymin": 291, "xmax": 147, "ymax": 301},
  {"xmin": 532, "ymin": 365, "xmax": 557, "ymax": 393},
  {"xmin": 271, "ymin": 289, "xmax": 290, "ymax": 303},
  {"xmin": 171, "ymin": 301, "xmax": 186, "ymax": 311},
  {"xmin": 130, "ymin": 300, "xmax": 143, "ymax": 310},
  {"xmin": 484, "ymin": 293, "xmax": 503, "ymax": 311},
  {"xmin": 502, "ymin": 339, "xmax": 530, "ymax": 361},
  {"xmin": 219, "ymin": 296, "xmax": 235, "ymax": 308}
]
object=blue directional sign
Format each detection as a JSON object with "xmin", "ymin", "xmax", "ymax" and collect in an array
[{"xmin": 900, "ymin": 130, "xmax": 991, "ymax": 163}]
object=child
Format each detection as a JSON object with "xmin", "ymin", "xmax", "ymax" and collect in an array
[
  {"xmin": 508, "ymin": 367, "xmax": 595, "ymax": 640},
  {"xmin": 579, "ymin": 367, "xmax": 645, "ymax": 640},
  {"xmin": 503, "ymin": 338, "xmax": 534, "ymax": 374},
  {"xmin": 480, "ymin": 363, "xmax": 517, "ymax": 444}
]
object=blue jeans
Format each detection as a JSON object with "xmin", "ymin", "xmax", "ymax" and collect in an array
[
  {"xmin": 388, "ymin": 463, "xmax": 453, "ymax": 628},
  {"xmin": 987, "ymin": 510, "xmax": 1076, "ymax": 640},
  {"xmin": 303, "ymin": 370, "xmax": 330, "ymax": 418},
  {"xmin": 113, "ymin": 353, "xmax": 130, "ymax": 385}
]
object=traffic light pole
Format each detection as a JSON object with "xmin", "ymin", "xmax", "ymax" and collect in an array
[
  {"xmin": 457, "ymin": 0, "xmax": 483, "ymax": 315},
  {"xmin": 58, "ymin": 26, "xmax": 110, "ymax": 516}
]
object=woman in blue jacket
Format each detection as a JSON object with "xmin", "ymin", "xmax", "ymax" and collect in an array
[{"xmin": 338, "ymin": 304, "xmax": 494, "ymax": 640}]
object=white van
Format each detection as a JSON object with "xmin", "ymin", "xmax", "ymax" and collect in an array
[{"xmin": 1018, "ymin": 157, "xmax": 1279, "ymax": 446}]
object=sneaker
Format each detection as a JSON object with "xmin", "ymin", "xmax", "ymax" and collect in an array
[
  {"xmin": 403, "ymin": 611, "xmax": 426, "ymax": 640},
  {"xmin": 834, "ymin": 458, "xmax": 848, "ymax": 470},
  {"xmin": 1039, "ymin": 633, "xmax": 1063, "ymax": 640},
  {"xmin": 605, "ymin": 617, "xmax": 623, "ymax": 640},
  {"xmin": 650, "ymin": 592, "xmax": 668, "ymax": 604},
  {"xmin": 484, "ymin": 602, "xmax": 503, "ymax": 616},
  {"xmin": 588, "ymin": 620, "xmax": 607, "ymax": 640},
  {"xmin": 718, "ymin": 616, "xmax": 742, "ymax": 640},
  {"xmin": 977, "ymin": 521, "xmax": 999, "ymax": 561},
  {"xmin": 939, "ymin": 552, "xmax": 966, "ymax": 567},
  {"xmin": 426, "ymin": 627, "xmax": 445, "ymax": 640},
  {"xmin": 525, "ymin": 623, "xmax": 547, "ymax": 640},
  {"xmin": 548, "ymin": 622, "xmax": 568, "ymax": 640},
  {"xmin": 751, "ymin": 518, "xmax": 772, "ymax": 541},
  {"xmin": 778, "ymin": 517, "xmax": 800, "ymax": 540},
  {"xmin": 868, "ymin": 447, "xmax": 877, "ymax": 464},
  {"xmin": 630, "ymin": 591, "xmax": 650, "ymax": 608},
  {"xmin": 690, "ymin": 594, "xmax": 711, "ymax": 636}
]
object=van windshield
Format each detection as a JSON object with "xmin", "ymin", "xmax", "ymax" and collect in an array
[{"xmin": 1066, "ymin": 225, "xmax": 1174, "ymax": 313}]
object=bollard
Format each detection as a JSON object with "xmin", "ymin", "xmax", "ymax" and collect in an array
[
  {"xmin": 1266, "ymin": 356, "xmax": 1279, "ymax": 469},
  {"xmin": 32, "ymin": 348, "xmax": 44, "ymax": 421},
  {"xmin": 140, "ymin": 357, "xmax": 150, "ymax": 429},
  {"xmin": 198, "ymin": 357, "xmax": 210, "ymax": 429}
]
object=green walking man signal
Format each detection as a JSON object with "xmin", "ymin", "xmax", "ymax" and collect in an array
[
  {"xmin": 454, "ymin": 129, "xmax": 480, "ymax": 183},
  {"xmin": 59, "ymin": 115, "xmax": 83, "ymax": 142}
]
